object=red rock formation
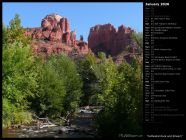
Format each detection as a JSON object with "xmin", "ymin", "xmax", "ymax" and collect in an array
[
  {"xmin": 65, "ymin": 18, "xmax": 70, "ymax": 33},
  {"xmin": 49, "ymin": 27, "xmax": 62, "ymax": 41},
  {"xmin": 88, "ymin": 24, "xmax": 116, "ymax": 55},
  {"xmin": 70, "ymin": 31, "xmax": 76, "ymax": 45},
  {"xmin": 88, "ymin": 24, "xmax": 135, "ymax": 56},
  {"xmin": 32, "ymin": 40, "xmax": 72, "ymax": 56},
  {"xmin": 80, "ymin": 35, "xmax": 83, "ymax": 41},
  {"xmin": 76, "ymin": 40, "xmax": 89, "ymax": 55},
  {"xmin": 26, "ymin": 14, "xmax": 73, "ymax": 44},
  {"xmin": 25, "ymin": 14, "xmax": 88, "ymax": 56},
  {"xmin": 60, "ymin": 18, "xmax": 66, "ymax": 33},
  {"xmin": 41, "ymin": 14, "xmax": 62, "ymax": 30}
]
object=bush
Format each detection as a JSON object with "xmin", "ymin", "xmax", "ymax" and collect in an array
[{"xmin": 2, "ymin": 98, "xmax": 13, "ymax": 128}]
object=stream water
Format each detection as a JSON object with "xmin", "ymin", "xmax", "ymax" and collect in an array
[{"xmin": 2, "ymin": 106, "xmax": 102, "ymax": 138}]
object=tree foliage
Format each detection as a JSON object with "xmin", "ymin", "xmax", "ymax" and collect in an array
[
  {"xmin": 31, "ymin": 54, "xmax": 83, "ymax": 118},
  {"xmin": 96, "ymin": 59, "xmax": 143, "ymax": 137},
  {"xmin": 4, "ymin": 14, "xmax": 31, "ymax": 46},
  {"xmin": 77, "ymin": 52, "xmax": 98, "ymax": 106},
  {"xmin": 2, "ymin": 19, "xmax": 38, "ymax": 127},
  {"xmin": 132, "ymin": 32, "xmax": 143, "ymax": 48}
]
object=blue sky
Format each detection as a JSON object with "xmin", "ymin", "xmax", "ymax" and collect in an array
[{"xmin": 3, "ymin": 2, "xmax": 143, "ymax": 42}]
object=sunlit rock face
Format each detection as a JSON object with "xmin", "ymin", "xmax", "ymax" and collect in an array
[
  {"xmin": 88, "ymin": 24, "xmax": 135, "ymax": 56},
  {"xmin": 25, "ymin": 14, "xmax": 89, "ymax": 56},
  {"xmin": 88, "ymin": 23, "xmax": 141, "ymax": 64},
  {"xmin": 25, "ymin": 14, "xmax": 141, "ymax": 63}
]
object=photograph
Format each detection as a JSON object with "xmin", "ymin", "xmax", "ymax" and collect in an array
[{"xmin": 2, "ymin": 2, "xmax": 143, "ymax": 138}]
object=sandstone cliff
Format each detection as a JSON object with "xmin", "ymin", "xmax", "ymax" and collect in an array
[
  {"xmin": 25, "ymin": 14, "xmax": 89, "ymax": 56},
  {"xmin": 25, "ymin": 14, "xmax": 142, "ymax": 64},
  {"xmin": 88, "ymin": 24, "xmax": 141, "ymax": 64}
]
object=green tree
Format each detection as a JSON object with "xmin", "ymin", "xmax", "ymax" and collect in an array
[
  {"xmin": 95, "ymin": 53, "xmax": 118, "ymax": 107},
  {"xmin": 96, "ymin": 59, "xmax": 143, "ymax": 137},
  {"xmin": 77, "ymin": 52, "xmax": 118, "ymax": 106},
  {"xmin": 116, "ymin": 59, "xmax": 143, "ymax": 134},
  {"xmin": 2, "ymin": 14, "xmax": 38, "ymax": 128},
  {"xmin": 2, "ymin": 25, "xmax": 8, "ymax": 45},
  {"xmin": 53, "ymin": 54, "xmax": 82, "ymax": 113},
  {"xmin": 5, "ymin": 14, "xmax": 31, "ymax": 46},
  {"xmin": 34, "ymin": 62, "xmax": 66, "ymax": 118},
  {"xmin": 2, "ymin": 42, "xmax": 38, "ymax": 127},
  {"xmin": 33, "ymin": 53, "xmax": 83, "ymax": 118},
  {"xmin": 76, "ymin": 52, "xmax": 98, "ymax": 106}
]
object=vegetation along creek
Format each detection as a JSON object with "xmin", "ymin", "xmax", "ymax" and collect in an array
[{"xmin": 3, "ymin": 14, "xmax": 143, "ymax": 138}]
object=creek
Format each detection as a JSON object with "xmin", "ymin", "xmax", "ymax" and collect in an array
[{"xmin": 2, "ymin": 106, "xmax": 102, "ymax": 138}]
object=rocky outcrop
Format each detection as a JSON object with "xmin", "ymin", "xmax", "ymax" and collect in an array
[
  {"xmin": 88, "ymin": 24, "xmax": 139, "ymax": 55},
  {"xmin": 76, "ymin": 41, "xmax": 89, "ymax": 55},
  {"xmin": 25, "ymin": 14, "xmax": 88, "ymax": 56},
  {"xmin": 32, "ymin": 40, "xmax": 72, "ymax": 56},
  {"xmin": 88, "ymin": 24, "xmax": 141, "ymax": 64},
  {"xmin": 25, "ymin": 14, "xmax": 141, "ymax": 64},
  {"xmin": 88, "ymin": 24, "xmax": 116, "ymax": 55}
]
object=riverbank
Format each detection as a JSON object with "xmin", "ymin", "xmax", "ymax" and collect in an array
[{"xmin": 2, "ymin": 106, "xmax": 102, "ymax": 138}]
